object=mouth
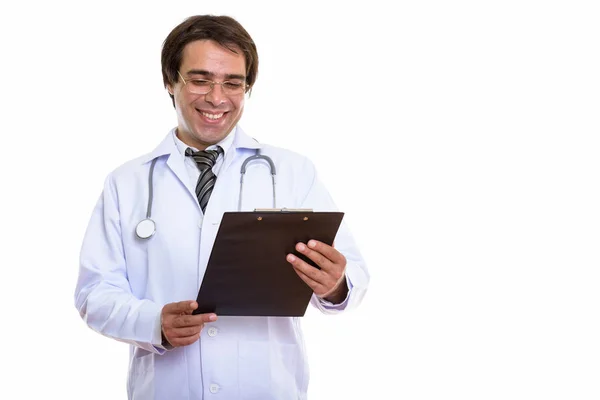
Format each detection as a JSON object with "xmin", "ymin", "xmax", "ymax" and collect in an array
[{"xmin": 197, "ymin": 109, "xmax": 227, "ymax": 122}]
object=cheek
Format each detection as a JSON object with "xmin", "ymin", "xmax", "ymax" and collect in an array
[
  {"xmin": 235, "ymin": 98, "xmax": 246, "ymax": 111},
  {"xmin": 177, "ymin": 103, "xmax": 193, "ymax": 124},
  {"xmin": 233, "ymin": 98, "xmax": 245, "ymax": 114}
]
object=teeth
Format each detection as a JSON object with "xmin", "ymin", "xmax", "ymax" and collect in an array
[{"xmin": 200, "ymin": 111, "xmax": 224, "ymax": 120}]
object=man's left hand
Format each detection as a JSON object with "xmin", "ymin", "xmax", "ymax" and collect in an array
[{"xmin": 286, "ymin": 240, "xmax": 348, "ymax": 304}]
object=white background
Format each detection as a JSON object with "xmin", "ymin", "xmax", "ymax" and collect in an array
[{"xmin": 0, "ymin": 1, "xmax": 599, "ymax": 399}]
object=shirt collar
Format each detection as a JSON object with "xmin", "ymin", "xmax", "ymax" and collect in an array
[
  {"xmin": 173, "ymin": 127, "xmax": 235, "ymax": 159},
  {"xmin": 141, "ymin": 124, "xmax": 261, "ymax": 165}
]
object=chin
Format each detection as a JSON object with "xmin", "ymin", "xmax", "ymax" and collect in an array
[{"xmin": 193, "ymin": 129, "xmax": 228, "ymax": 144}]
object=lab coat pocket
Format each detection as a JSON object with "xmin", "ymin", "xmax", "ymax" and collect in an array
[
  {"xmin": 238, "ymin": 341, "xmax": 300, "ymax": 400},
  {"xmin": 128, "ymin": 348, "xmax": 155, "ymax": 399}
]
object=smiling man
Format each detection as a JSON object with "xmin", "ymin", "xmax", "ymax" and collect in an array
[
  {"xmin": 75, "ymin": 15, "xmax": 369, "ymax": 400},
  {"xmin": 169, "ymin": 39, "xmax": 246, "ymax": 149}
]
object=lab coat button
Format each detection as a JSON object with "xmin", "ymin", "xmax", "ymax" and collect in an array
[
  {"xmin": 209, "ymin": 384, "xmax": 220, "ymax": 393},
  {"xmin": 207, "ymin": 327, "xmax": 218, "ymax": 337}
]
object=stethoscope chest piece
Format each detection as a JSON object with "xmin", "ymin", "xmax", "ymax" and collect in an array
[{"xmin": 136, "ymin": 218, "xmax": 156, "ymax": 239}]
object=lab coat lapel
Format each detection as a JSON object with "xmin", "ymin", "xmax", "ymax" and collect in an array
[
  {"xmin": 146, "ymin": 131, "xmax": 200, "ymax": 210},
  {"xmin": 217, "ymin": 126, "xmax": 262, "ymax": 176},
  {"xmin": 166, "ymin": 154, "xmax": 199, "ymax": 208}
]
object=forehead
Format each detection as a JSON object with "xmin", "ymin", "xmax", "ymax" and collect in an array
[{"xmin": 180, "ymin": 40, "xmax": 246, "ymax": 76}]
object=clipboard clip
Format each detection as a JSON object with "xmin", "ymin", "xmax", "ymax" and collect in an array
[{"xmin": 253, "ymin": 208, "xmax": 313, "ymax": 212}]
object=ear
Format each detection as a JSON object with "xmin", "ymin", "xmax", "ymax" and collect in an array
[{"xmin": 167, "ymin": 84, "xmax": 174, "ymax": 96}]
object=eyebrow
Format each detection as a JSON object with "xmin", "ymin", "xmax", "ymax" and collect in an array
[{"xmin": 185, "ymin": 69, "xmax": 246, "ymax": 81}]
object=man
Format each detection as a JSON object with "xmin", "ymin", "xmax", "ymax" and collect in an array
[{"xmin": 75, "ymin": 15, "xmax": 369, "ymax": 400}]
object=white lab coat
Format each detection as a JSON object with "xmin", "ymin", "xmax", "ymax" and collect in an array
[{"xmin": 75, "ymin": 126, "xmax": 369, "ymax": 400}]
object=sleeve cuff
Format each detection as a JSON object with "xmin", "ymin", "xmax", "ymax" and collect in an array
[
  {"xmin": 316, "ymin": 275, "xmax": 354, "ymax": 311},
  {"xmin": 151, "ymin": 311, "xmax": 172, "ymax": 353}
]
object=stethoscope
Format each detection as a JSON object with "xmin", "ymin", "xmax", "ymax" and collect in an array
[{"xmin": 135, "ymin": 148, "xmax": 276, "ymax": 239}]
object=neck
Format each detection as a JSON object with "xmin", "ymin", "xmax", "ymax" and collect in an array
[{"xmin": 176, "ymin": 129, "xmax": 212, "ymax": 151}]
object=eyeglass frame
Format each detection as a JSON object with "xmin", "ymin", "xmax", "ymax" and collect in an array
[{"xmin": 177, "ymin": 71, "xmax": 249, "ymax": 96}]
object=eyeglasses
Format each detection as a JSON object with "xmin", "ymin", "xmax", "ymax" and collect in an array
[{"xmin": 178, "ymin": 71, "xmax": 248, "ymax": 96}]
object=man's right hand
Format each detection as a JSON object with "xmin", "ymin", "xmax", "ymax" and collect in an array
[{"xmin": 161, "ymin": 301, "xmax": 217, "ymax": 347}]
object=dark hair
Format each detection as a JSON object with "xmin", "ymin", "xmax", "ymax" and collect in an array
[{"xmin": 161, "ymin": 15, "xmax": 259, "ymax": 106}]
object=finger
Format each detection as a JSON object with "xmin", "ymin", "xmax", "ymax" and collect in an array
[
  {"xmin": 164, "ymin": 300, "xmax": 198, "ymax": 315},
  {"xmin": 173, "ymin": 313, "xmax": 218, "ymax": 328},
  {"xmin": 170, "ymin": 325, "xmax": 203, "ymax": 338},
  {"xmin": 295, "ymin": 242, "xmax": 331, "ymax": 271},
  {"xmin": 169, "ymin": 332, "xmax": 201, "ymax": 347},
  {"xmin": 306, "ymin": 240, "xmax": 347, "ymax": 265},
  {"xmin": 292, "ymin": 264, "xmax": 327, "ymax": 294},
  {"xmin": 287, "ymin": 253, "xmax": 324, "ymax": 284},
  {"xmin": 288, "ymin": 252, "xmax": 346, "ymax": 297}
]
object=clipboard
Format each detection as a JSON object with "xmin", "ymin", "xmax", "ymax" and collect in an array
[{"xmin": 193, "ymin": 209, "xmax": 344, "ymax": 317}]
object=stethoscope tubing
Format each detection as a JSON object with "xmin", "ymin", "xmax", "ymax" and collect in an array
[
  {"xmin": 147, "ymin": 157, "xmax": 158, "ymax": 219},
  {"xmin": 238, "ymin": 149, "xmax": 276, "ymax": 211},
  {"xmin": 137, "ymin": 149, "xmax": 276, "ymax": 239}
]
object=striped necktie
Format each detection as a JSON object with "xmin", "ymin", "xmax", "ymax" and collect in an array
[{"xmin": 185, "ymin": 146, "xmax": 224, "ymax": 213}]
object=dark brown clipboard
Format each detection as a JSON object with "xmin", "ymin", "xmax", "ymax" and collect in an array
[{"xmin": 193, "ymin": 210, "xmax": 344, "ymax": 316}]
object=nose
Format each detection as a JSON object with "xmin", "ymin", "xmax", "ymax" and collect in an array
[{"xmin": 204, "ymin": 83, "xmax": 226, "ymax": 106}]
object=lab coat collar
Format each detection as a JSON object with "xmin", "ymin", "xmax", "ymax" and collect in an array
[
  {"xmin": 137, "ymin": 126, "xmax": 262, "ymax": 212},
  {"xmin": 232, "ymin": 126, "xmax": 261, "ymax": 151},
  {"xmin": 141, "ymin": 125, "xmax": 260, "ymax": 165}
]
